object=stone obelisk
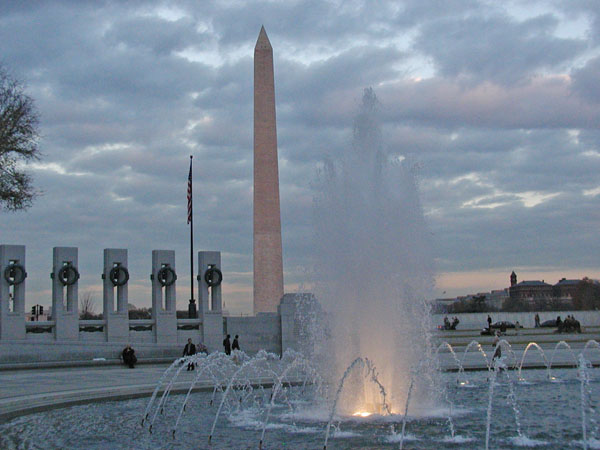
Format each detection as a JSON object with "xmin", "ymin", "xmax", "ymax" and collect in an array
[{"xmin": 253, "ymin": 26, "xmax": 284, "ymax": 314}]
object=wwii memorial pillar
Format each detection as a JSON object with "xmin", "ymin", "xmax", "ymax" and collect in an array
[
  {"xmin": 151, "ymin": 250, "xmax": 177, "ymax": 343},
  {"xmin": 52, "ymin": 247, "xmax": 80, "ymax": 340},
  {"xmin": 0, "ymin": 245, "xmax": 27, "ymax": 340},
  {"xmin": 198, "ymin": 251, "xmax": 223, "ymax": 351},
  {"xmin": 103, "ymin": 248, "xmax": 129, "ymax": 341},
  {"xmin": 253, "ymin": 26, "xmax": 284, "ymax": 314}
]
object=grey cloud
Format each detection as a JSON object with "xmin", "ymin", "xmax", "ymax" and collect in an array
[
  {"xmin": 571, "ymin": 56, "xmax": 600, "ymax": 103},
  {"xmin": 206, "ymin": 0, "xmax": 399, "ymax": 49},
  {"xmin": 105, "ymin": 16, "xmax": 207, "ymax": 56},
  {"xmin": 379, "ymin": 77, "xmax": 600, "ymax": 129},
  {"xmin": 429, "ymin": 191, "xmax": 600, "ymax": 272},
  {"xmin": 415, "ymin": 13, "xmax": 586, "ymax": 84},
  {"xmin": 276, "ymin": 46, "xmax": 405, "ymax": 127}
]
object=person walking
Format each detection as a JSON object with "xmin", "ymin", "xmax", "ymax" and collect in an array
[
  {"xmin": 182, "ymin": 338, "xmax": 196, "ymax": 371},
  {"xmin": 223, "ymin": 334, "xmax": 231, "ymax": 355},
  {"xmin": 232, "ymin": 335, "xmax": 240, "ymax": 351},
  {"xmin": 492, "ymin": 332, "xmax": 502, "ymax": 360}
]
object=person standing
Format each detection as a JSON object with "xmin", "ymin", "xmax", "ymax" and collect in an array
[
  {"xmin": 534, "ymin": 313, "xmax": 540, "ymax": 328},
  {"xmin": 183, "ymin": 338, "xmax": 196, "ymax": 371},
  {"xmin": 487, "ymin": 315, "xmax": 492, "ymax": 329},
  {"xmin": 223, "ymin": 334, "xmax": 231, "ymax": 355},
  {"xmin": 232, "ymin": 335, "xmax": 240, "ymax": 351}
]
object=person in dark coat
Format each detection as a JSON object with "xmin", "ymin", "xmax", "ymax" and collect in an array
[
  {"xmin": 223, "ymin": 334, "xmax": 231, "ymax": 355},
  {"xmin": 122, "ymin": 344, "xmax": 137, "ymax": 369},
  {"xmin": 556, "ymin": 316, "xmax": 563, "ymax": 332},
  {"xmin": 183, "ymin": 338, "xmax": 196, "ymax": 371},
  {"xmin": 487, "ymin": 315, "xmax": 492, "ymax": 329},
  {"xmin": 572, "ymin": 316, "xmax": 582, "ymax": 333},
  {"xmin": 534, "ymin": 313, "xmax": 540, "ymax": 328},
  {"xmin": 232, "ymin": 335, "xmax": 240, "ymax": 351},
  {"xmin": 450, "ymin": 317, "xmax": 459, "ymax": 330}
]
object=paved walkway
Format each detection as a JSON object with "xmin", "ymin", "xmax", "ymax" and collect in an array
[{"xmin": 0, "ymin": 364, "xmax": 207, "ymax": 422}]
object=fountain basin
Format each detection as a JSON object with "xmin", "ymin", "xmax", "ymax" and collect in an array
[{"xmin": 0, "ymin": 368, "xmax": 597, "ymax": 449}]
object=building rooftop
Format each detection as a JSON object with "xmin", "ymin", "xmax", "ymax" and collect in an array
[
  {"xmin": 554, "ymin": 278, "xmax": 581, "ymax": 286},
  {"xmin": 513, "ymin": 280, "xmax": 552, "ymax": 287}
]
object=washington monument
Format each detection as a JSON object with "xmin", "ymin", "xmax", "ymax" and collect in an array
[{"xmin": 253, "ymin": 26, "xmax": 284, "ymax": 314}]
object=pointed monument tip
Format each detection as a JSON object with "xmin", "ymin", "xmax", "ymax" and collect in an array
[{"xmin": 255, "ymin": 25, "xmax": 272, "ymax": 50}]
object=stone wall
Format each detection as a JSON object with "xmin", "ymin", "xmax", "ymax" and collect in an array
[
  {"xmin": 224, "ymin": 313, "xmax": 281, "ymax": 354},
  {"xmin": 433, "ymin": 310, "xmax": 600, "ymax": 330}
]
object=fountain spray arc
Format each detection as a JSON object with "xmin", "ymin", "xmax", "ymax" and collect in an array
[{"xmin": 311, "ymin": 88, "xmax": 437, "ymax": 414}]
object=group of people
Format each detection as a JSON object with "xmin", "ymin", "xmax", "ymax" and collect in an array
[
  {"xmin": 222, "ymin": 334, "xmax": 240, "ymax": 355},
  {"xmin": 122, "ymin": 334, "xmax": 242, "ymax": 369},
  {"xmin": 556, "ymin": 315, "xmax": 581, "ymax": 333},
  {"xmin": 442, "ymin": 316, "xmax": 460, "ymax": 330},
  {"xmin": 535, "ymin": 313, "xmax": 581, "ymax": 332}
]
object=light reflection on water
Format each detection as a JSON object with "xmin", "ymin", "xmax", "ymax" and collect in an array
[{"xmin": 0, "ymin": 368, "xmax": 597, "ymax": 449}]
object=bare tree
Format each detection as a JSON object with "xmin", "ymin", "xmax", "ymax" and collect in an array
[
  {"xmin": 0, "ymin": 65, "xmax": 41, "ymax": 211},
  {"xmin": 79, "ymin": 291, "xmax": 97, "ymax": 320}
]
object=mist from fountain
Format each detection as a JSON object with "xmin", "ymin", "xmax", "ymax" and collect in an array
[{"xmin": 310, "ymin": 87, "xmax": 436, "ymax": 415}]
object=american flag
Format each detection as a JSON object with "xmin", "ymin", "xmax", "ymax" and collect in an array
[{"xmin": 187, "ymin": 157, "xmax": 193, "ymax": 224}]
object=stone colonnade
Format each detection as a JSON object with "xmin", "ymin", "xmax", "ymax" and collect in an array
[{"xmin": 0, "ymin": 245, "xmax": 224, "ymax": 349}]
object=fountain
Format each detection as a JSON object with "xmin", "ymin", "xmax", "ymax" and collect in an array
[
  {"xmin": 517, "ymin": 342, "xmax": 551, "ymax": 381},
  {"xmin": 310, "ymin": 87, "xmax": 437, "ymax": 416}
]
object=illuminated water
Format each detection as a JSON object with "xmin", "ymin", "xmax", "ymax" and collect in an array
[
  {"xmin": 1, "ymin": 368, "xmax": 598, "ymax": 449},
  {"xmin": 310, "ymin": 88, "xmax": 436, "ymax": 414}
]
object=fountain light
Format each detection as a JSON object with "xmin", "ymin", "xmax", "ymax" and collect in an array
[{"xmin": 353, "ymin": 411, "xmax": 372, "ymax": 418}]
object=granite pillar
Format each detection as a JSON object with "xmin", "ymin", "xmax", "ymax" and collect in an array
[
  {"xmin": 151, "ymin": 250, "xmax": 177, "ymax": 343},
  {"xmin": 0, "ymin": 245, "xmax": 27, "ymax": 340},
  {"xmin": 102, "ymin": 248, "xmax": 129, "ymax": 342},
  {"xmin": 198, "ymin": 251, "xmax": 223, "ymax": 351},
  {"xmin": 52, "ymin": 247, "xmax": 79, "ymax": 341}
]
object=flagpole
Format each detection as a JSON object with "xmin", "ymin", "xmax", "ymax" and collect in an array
[{"xmin": 189, "ymin": 155, "xmax": 195, "ymax": 317}]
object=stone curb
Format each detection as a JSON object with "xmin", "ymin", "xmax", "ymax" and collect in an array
[
  {"xmin": 0, "ymin": 357, "xmax": 175, "ymax": 372},
  {"xmin": 0, "ymin": 377, "xmax": 290, "ymax": 424}
]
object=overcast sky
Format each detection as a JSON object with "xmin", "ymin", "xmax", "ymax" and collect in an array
[{"xmin": 2, "ymin": 0, "xmax": 599, "ymax": 313}]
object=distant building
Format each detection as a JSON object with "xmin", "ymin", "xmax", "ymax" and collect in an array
[
  {"xmin": 433, "ymin": 298, "xmax": 459, "ymax": 312},
  {"xmin": 508, "ymin": 272, "xmax": 583, "ymax": 307},
  {"xmin": 553, "ymin": 278, "xmax": 580, "ymax": 300},
  {"xmin": 433, "ymin": 272, "xmax": 585, "ymax": 312},
  {"xmin": 509, "ymin": 280, "xmax": 553, "ymax": 303}
]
